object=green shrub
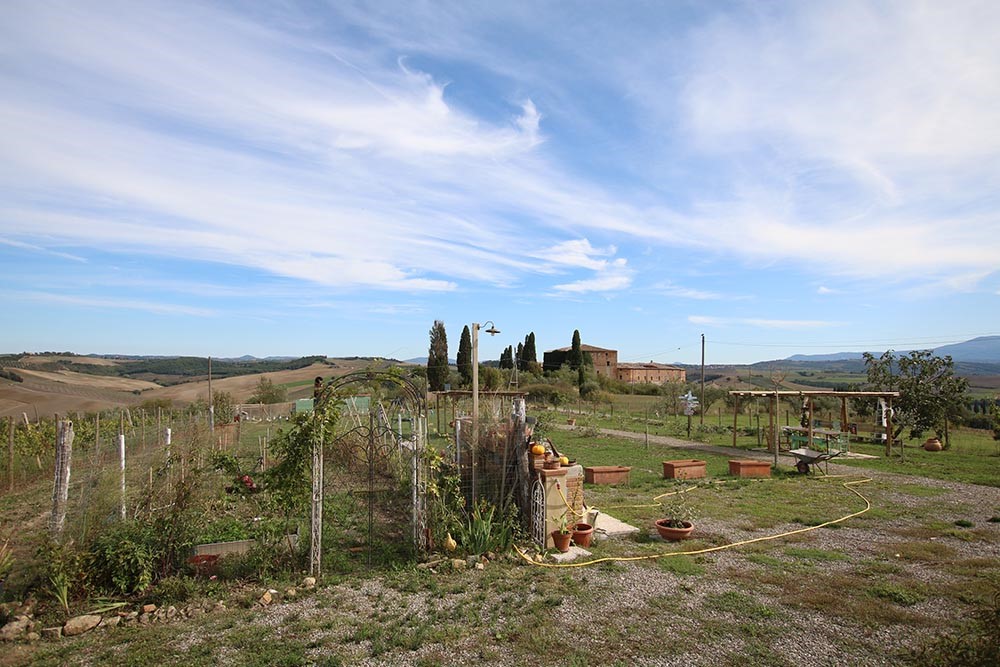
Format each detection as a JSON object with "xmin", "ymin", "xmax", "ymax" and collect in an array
[{"xmin": 86, "ymin": 521, "xmax": 161, "ymax": 595}]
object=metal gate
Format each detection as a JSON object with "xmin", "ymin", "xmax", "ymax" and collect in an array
[{"xmin": 310, "ymin": 371, "xmax": 428, "ymax": 573}]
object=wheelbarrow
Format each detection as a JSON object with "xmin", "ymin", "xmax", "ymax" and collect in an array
[{"xmin": 788, "ymin": 447, "xmax": 843, "ymax": 474}]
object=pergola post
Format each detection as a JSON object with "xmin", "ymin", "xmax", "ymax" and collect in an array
[{"xmin": 732, "ymin": 396, "xmax": 739, "ymax": 448}]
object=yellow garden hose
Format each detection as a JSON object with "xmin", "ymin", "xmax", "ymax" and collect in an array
[{"xmin": 517, "ymin": 476, "xmax": 873, "ymax": 569}]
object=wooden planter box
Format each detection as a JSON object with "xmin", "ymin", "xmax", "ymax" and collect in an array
[
  {"xmin": 584, "ymin": 465, "xmax": 631, "ymax": 485},
  {"xmin": 662, "ymin": 459, "xmax": 707, "ymax": 480},
  {"xmin": 728, "ymin": 459, "xmax": 771, "ymax": 478}
]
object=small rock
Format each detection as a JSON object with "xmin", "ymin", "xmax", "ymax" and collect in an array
[
  {"xmin": 40, "ymin": 627, "xmax": 62, "ymax": 640},
  {"xmin": 211, "ymin": 602, "xmax": 226, "ymax": 613},
  {"xmin": 188, "ymin": 607, "xmax": 204, "ymax": 618},
  {"xmin": 475, "ymin": 562, "xmax": 485, "ymax": 570},
  {"xmin": 63, "ymin": 614, "xmax": 102, "ymax": 637},
  {"xmin": 451, "ymin": 558, "xmax": 467, "ymax": 570},
  {"xmin": 285, "ymin": 588, "xmax": 297, "ymax": 598},
  {"xmin": 137, "ymin": 614, "xmax": 150, "ymax": 625},
  {"xmin": 1, "ymin": 616, "xmax": 32, "ymax": 642},
  {"xmin": 259, "ymin": 591, "xmax": 272, "ymax": 606},
  {"xmin": 302, "ymin": 576, "xmax": 316, "ymax": 589},
  {"xmin": 142, "ymin": 604, "xmax": 157, "ymax": 614},
  {"xmin": 165, "ymin": 606, "xmax": 177, "ymax": 619},
  {"xmin": 26, "ymin": 632, "xmax": 40, "ymax": 642},
  {"xmin": 102, "ymin": 616, "xmax": 121, "ymax": 629}
]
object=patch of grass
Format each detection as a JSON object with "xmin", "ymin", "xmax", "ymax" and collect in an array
[
  {"xmin": 866, "ymin": 582, "xmax": 927, "ymax": 606},
  {"xmin": 894, "ymin": 483, "xmax": 949, "ymax": 498},
  {"xmin": 657, "ymin": 554, "xmax": 705, "ymax": 576},
  {"xmin": 884, "ymin": 541, "xmax": 956, "ymax": 563},
  {"xmin": 704, "ymin": 590, "xmax": 780, "ymax": 619},
  {"xmin": 746, "ymin": 553, "xmax": 785, "ymax": 568},
  {"xmin": 954, "ymin": 519, "xmax": 975, "ymax": 528},
  {"xmin": 784, "ymin": 547, "xmax": 848, "ymax": 562}
]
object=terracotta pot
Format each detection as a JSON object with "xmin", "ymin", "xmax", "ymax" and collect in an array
[
  {"xmin": 923, "ymin": 438, "xmax": 943, "ymax": 452},
  {"xmin": 551, "ymin": 530, "xmax": 572, "ymax": 553},
  {"xmin": 571, "ymin": 522, "xmax": 594, "ymax": 548},
  {"xmin": 654, "ymin": 519, "xmax": 694, "ymax": 541}
]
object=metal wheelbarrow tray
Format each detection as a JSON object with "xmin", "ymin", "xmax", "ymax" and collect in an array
[{"xmin": 788, "ymin": 447, "xmax": 843, "ymax": 474}]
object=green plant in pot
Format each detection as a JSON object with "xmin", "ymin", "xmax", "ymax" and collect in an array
[
  {"xmin": 654, "ymin": 492, "xmax": 695, "ymax": 541},
  {"xmin": 551, "ymin": 512, "xmax": 572, "ymax": 553}
]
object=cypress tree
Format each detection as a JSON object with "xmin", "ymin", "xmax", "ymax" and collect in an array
[
  {"xmin": 427, "ymin": 320, "xmax": 449, "ymax": 391},
  {"xmin": 568, "ymin": 330, "xmax": 583, "ymax": 369},
  {"xmin": 524, "ymin": 332, "xmax": 537, "ymax": 365},
  {"xmin": 457, "ymin": 325, "xmax": 473, "ymax": 386},
  {"xmin": 516, "ymin": 342, "xmax": 525, "ymax": 371}
]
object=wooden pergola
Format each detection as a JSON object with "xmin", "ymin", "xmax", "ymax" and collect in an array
[
  {"xmin": 727, "ymin": 390, "xmax": 901, "ymax": 465},
  {"xmin": 430, "ymin": 390, "xmax": 527, "ymax": 437}
]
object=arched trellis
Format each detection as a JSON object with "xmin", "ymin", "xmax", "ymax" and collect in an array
[{"xmin": 310, "ymin": 370, "xmax": 428, "ymax": 575}]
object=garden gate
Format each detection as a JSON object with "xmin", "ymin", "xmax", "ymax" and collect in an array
[{"xmin": 310, "ymin": 371, "xmax": 429, "ymax": 574}]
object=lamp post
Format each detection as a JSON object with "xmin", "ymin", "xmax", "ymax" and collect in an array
[{"xmin": 470, "ymin": 321, "xmax": 500, "ymax": 505}]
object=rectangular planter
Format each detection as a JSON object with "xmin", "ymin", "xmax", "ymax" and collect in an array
[
  {"xmin": 192, "ymin": 534, "xmax": 298, "ymax": 558},
  {"xmin": 728, "ymin": 459, "xmax": 771, "ymax": 478},
  {"xmin": 584, "ymin": 465, "xmax": 631, "ymax": 485},
  {"xmin": 662, "ymin": 459, "xmax": 707, "ymax": 480}
]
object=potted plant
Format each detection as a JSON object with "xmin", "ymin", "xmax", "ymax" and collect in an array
[
  {"xmin": 551, "ymin": 513, "xmax": 572, "ymax": 553},
  {"xmin": 654, "ymin": 496, "xmax": 695, "ymax": 541}
]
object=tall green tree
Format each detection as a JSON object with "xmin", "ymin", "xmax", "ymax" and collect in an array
[
  {"xmin": 516, "ymin": 342, "xmax": 525, "ymax": 371},
  {"xmin": 427, "ymin": 320, "xmax": 449, "ymax": 391},
  {"xmin": 457, "ymin": 325, "xmax": 473, "ymax": 387},
  {"xmin": 864, "ymin": 349, "xmax": 968, "ymax": 447},
  {"xmin": 499, "ymin": 345, "xmax": 514, "ymax": 370},
  {"xmin": 248, "ymin": 377, "xmax": 287, "ymax": 404},
  {"xmin": 524, "ymin": 332, "xmax": 537, "ymax": 365},
  {"xmin": 567, "ymin": 330, "xmax": 583, "ymax": 369}
]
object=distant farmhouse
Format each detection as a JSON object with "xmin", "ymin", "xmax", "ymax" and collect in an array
[
  {"xmin": 615, "ymin": 361, "xmax": 686, "ymax": 385},
  {"xmin": 543, "ymin": 344, "xmax": 686, "ymax": 384}
]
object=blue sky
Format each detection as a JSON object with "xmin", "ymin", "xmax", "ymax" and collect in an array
[{"xmin": 1, "ymin": 0, "xmax": 998, "ymax": 365}]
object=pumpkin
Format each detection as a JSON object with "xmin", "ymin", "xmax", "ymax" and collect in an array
[
  {"xmin": 530, "ymin": 443, "xmax": 546, "ymax": 456},
  {"xmin": 559, "ymin": 456, "xmax": 569, "ymax": 465}
]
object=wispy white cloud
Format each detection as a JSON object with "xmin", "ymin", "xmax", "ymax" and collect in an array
[
  {"xmin": 689, "ymin": 315, "xmax": 838, "ymax": 329},
  {"xmin": 1, "ymin": 290, "xmax": 215, "ymax": 317},
  {"xmin": 653, "ymin": 281, "xmax": 724, "ymax": 300},
  {"xmin": 0, "ymin": 237, "xmax": 86, "ymax": 263},
  {"xmin": 552, "ymin": 258, "xmax": 632, "ymax": 293},
  {"xmin": 817, "ymin": 286, "xmax": 838, "ymax": 295}
]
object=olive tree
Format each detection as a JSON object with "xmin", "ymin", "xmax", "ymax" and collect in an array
[{"xmin": 864, "ymin": 350, "xmax": 968, "ymax": 446}]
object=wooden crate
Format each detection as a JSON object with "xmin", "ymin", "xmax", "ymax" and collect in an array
[{"xmin": 662, "ymin": 459, "xmax": 707, "ymax": 480}]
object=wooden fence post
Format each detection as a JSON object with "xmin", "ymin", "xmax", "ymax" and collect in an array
[
  {"xmin": 50, "ymin": 419, "xmax": 74, "ymax": 540},
  {"xmin": 119, "ymin": 411, "xmax": 126, "ymax": 520},
  {"xmin": 7, "ymin": 416, "xmax": 14, "ymax": 492}
]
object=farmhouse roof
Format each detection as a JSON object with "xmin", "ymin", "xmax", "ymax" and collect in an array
[
  {"xmin": 617, "ymin": 361, "xmax": 684, "ymax": 371},
  {"xmin": 548, "ymin": 344, "xmax": 616, "ymax": 353}
]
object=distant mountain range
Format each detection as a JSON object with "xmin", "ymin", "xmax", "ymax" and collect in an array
[{"xmin": 786, "ymin": 336, "xmax": 1000, "ymax": 364}]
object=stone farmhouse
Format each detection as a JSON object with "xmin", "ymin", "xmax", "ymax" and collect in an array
[{"xmin": 543, "ymin": 344, "xmax": 687, "ymax": 384}]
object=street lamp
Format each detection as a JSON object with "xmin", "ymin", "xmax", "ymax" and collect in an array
[{"xmin": 471, "ymin": 321, "xmax": 500, "ymax": 505}]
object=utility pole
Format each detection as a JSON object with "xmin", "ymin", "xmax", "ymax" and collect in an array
[
  {"xmin": 700, "ymin": 333, "xmax": 706, "ymax": 425},
  {"xmin": 208, "ymin": 356, "xmax": 214, "ymax": 433},
  {"xmin": 470, "ymin": 320, "xmax": 499, "ymax": 507}
]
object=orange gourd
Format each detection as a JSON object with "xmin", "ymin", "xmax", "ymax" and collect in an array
[{"xmin": 530, "ymin": 443, "xmax": 545, "ymax": 456}]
